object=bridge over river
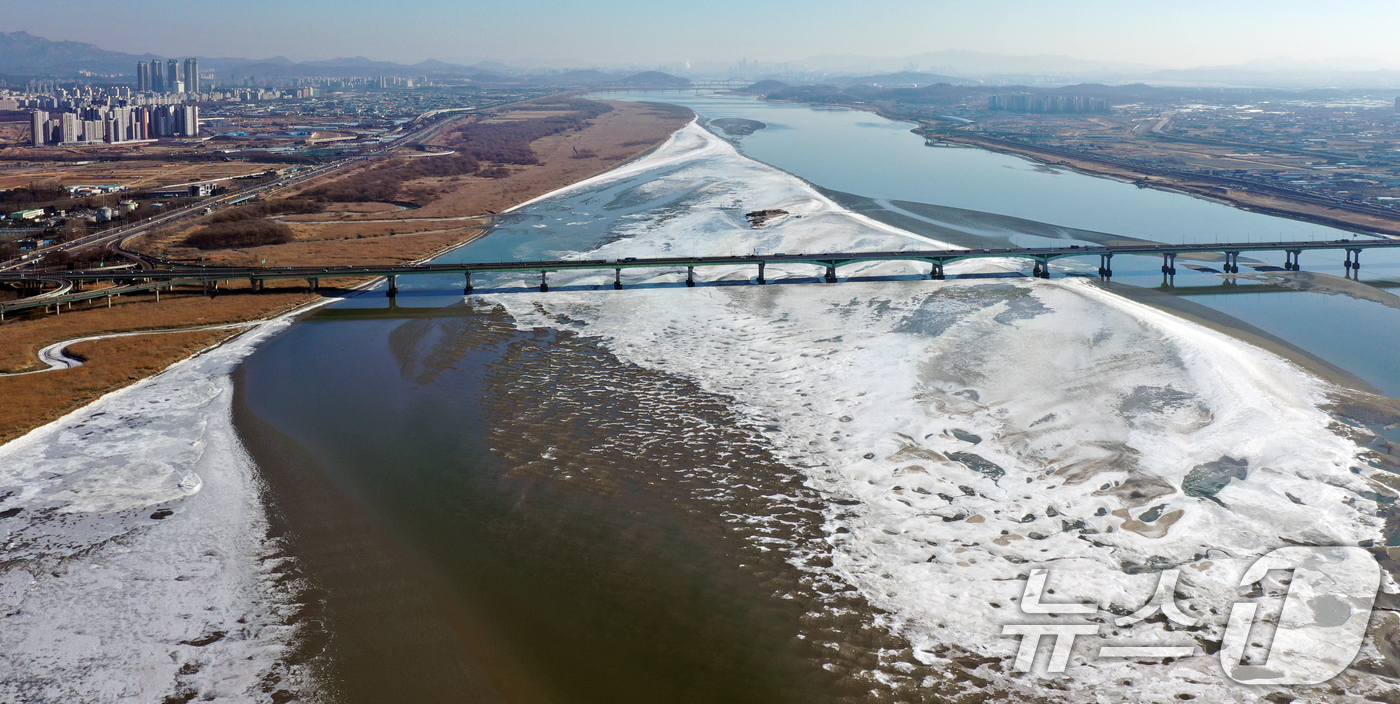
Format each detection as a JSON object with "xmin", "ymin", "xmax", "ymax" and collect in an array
[{"xmin": 2, "ymin": 238, "xmax": 1398, "ymax": 318}]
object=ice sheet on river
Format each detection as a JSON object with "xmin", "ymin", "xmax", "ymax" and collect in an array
[
  {"xmin": 0, "ymin": 321, "xmax": 316, "ymax": 703},
  {"xmin": 489, "ymin": 123, "xmax": 1400, "ymax": 701}
]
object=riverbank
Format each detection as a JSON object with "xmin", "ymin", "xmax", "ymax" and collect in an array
[
  {"xmin": 766, "ymin": 95, "xmax": 1400, "ymax": 238},
  {"xmin": 0, "ymin": 99, "xmax": 694, "ymax": 448},
  {"xmin": 921, "ymin": 130, "xmax": 1400, "ymax": 238}
]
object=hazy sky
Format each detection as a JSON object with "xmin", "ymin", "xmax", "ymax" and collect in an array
[{"xmin": 4, "ymin": 0, "xmax": 1399, "ymax": 68}]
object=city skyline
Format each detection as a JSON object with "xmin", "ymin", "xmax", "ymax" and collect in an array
[{"xmin": 1, "ymin": 0, "xmax": 1399, "ymax": 70}]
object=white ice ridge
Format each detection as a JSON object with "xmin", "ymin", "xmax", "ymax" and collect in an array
[
  {"xmin": 0, "ymin": 317, "xmax": 322, "ymax": 704},
  {"xmin": 486, "ymin": 122, "xmax": 1397, "ymax": 700}
]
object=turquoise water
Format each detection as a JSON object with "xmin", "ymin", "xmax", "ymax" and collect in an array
[
  {"xmin": 592, "ymin": 91, "xmax": 1400, "ymax": 395},
  {"xmin": 600, "ymin": 92, "xmax": 1365, "ymax": 244}
]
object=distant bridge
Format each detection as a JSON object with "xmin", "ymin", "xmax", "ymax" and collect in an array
[
  {"xmin": 605, "ymin": 78, "xmax": 752, "ymax": 92},
  {"xmin": 2, "ymin": 238, "xmax": 1396, "ymax": 318},
  {"xmin": 688, "ymin": 78, "xmax": 753, "ymax": 91}
]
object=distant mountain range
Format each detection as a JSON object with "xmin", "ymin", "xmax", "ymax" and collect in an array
[
  {"xmin": 795, "ymin": 50, "xmax": 1158, "ymax": 78},
  {"xmin": 0, "ymin": 31, "xmax": 703, "ymax": 89},
  {"xmin": 794, "ymin": 50, "xmax": 1400, "ymax": 89},
  {"xmin": 0, "ymin": 32, "xmax": 514, "ymax": 78},
  {"xmin": 3, "ymin": 30, "xmax": 1400, "ymax": 90},
  {"xmin": 834, "ymin": 71, "xmax": 979, "ymax": 88},
  {"xmin": 0, "ymin": 31, "xmax": 163, "ymax": 73}
]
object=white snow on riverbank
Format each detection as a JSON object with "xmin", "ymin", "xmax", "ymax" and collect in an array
[
  {"xmin": 486, "ymin": 123, "xmax": 1399, "ymax": 701},
  {"xmin": 0, "ymin": 318, "xmax": 321, "ymax": 703}
]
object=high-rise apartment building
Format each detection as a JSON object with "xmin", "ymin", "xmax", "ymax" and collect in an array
[
  {"xmin": 167, "ymin": 60, "xmax": 179, "ymax": 93},
  {"xmin": 151, "ymin": 106, "xmax": 172, "ymax": 138},
  {"xmin": 59, "ymin": 113, "xmax": 79, "ymax": 144},
  {"xmin": 136, "ymin": 61, "xmax": 149, "ymax": 92},
  {"xmin": 151, "ymin": 60, "xmax": 165, "ymax": 93},
  {"xmin": 180, "ymin": 105, "xmax": 199, "ymax": 136},
  {"xmin": 30, "ymin": 110, "xmax": 47, "ymax": 147},
  {"xmin": 183, "ymin": 58, "xmax": 199, "ymax": 94}
]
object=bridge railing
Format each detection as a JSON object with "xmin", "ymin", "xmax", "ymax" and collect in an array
[{"xmin": 3, "ymin": 237, "xmax": 1397, "ymax": 316}]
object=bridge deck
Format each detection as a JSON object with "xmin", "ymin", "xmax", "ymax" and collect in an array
[{"xmin": 2, "ymin": 237, "xmax": 1396, "ymax": 315}]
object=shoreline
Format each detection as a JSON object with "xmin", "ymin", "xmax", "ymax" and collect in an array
[
  {"xmin": 922, "ymin": 130, "xmax": 1400, "ymax": 239},
  {"xmin": 1093, "ymin": 277, "xmax": 1382, "ymax": 395},
  {"xmin": 767, "ymin": 96, "xmax": 1400, "ymax": 239}
]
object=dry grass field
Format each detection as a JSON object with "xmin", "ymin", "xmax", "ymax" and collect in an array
[
  {"xmin": 0, "ymin": 290, "xmax": 314, "ymax": 374},
  {"xmin": 283, "ymin": 100, "xmax": 692, "ymax": 219},
  {"xmin": 0, "ymin": 327, "xmax": 245, "ymax": 444},
  {"xmin": 0, "ymin": 159, "xmax": 277, "ymax": 190}
]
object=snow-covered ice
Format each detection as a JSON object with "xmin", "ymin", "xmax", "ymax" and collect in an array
[
  {"xmin": 483, "ymin": 123, "xmax": 1400, "ymax": 701},
  {"xmin": 0, "ymin": 318, "xmax": 322, "ymax": 703}
]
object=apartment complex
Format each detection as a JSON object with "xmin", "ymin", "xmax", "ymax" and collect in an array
[{"xmin": 29, "ymin": 104, "xmax": 199, "ymax": 145}]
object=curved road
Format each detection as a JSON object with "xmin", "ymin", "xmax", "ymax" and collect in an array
[{"xmin": 0, "ymin": 322, "xmax": 259, "ymax": 376}]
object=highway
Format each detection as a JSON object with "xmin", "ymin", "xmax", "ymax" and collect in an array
[{"xmin": 0, "ymin": 110, "xmax": 476, "ymax": 274}]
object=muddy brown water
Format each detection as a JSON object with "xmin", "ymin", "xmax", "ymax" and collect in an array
[{"xmin": 234, "ymin": 302, "xmax": 1002, "ymax": 703}]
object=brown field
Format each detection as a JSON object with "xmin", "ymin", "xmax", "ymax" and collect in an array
[
  {"xmin": 0, "ymin": 159, "xmax": 279, "ymax": 190},
  {"xmin": 0, "ymin": 327, "xmax": 245, "ymax": 444},
  {"xmin": 282, "ymin": 100, "xmax": 693, "ymax": 219},
  {"xmin": 0, "ymin": 119, "xmax": 27, "ymax": 148},
  {"xmin": 135, "ymin": 211, "xmax": 493, "ymax": 267},
  {"xmin": 1, "ymin": 97, "xmax": 694, "ymax": 447},
  {"xmin": 0, "ymin": 290, "xmax": 314, "ymax": 374},
  {"xmin": 289, "ymin": 202, "xmax": 406, "ymax": 216}
]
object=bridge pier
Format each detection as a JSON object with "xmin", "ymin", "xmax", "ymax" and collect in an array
[
  {"xmin": 250, "ymin": 277, "xmax": 265, "ymax": 292},
  {"xmin": 464, "ymin": 270, "xmax": 473, "ymax": 294},
  {"xmin": 307, "ymin": 278, "xmax": 319, "ymax": 293},
  {"xmin": 1222, "ymin": 252, "xmax": 1240, "ymax": 274},
  {"xmin": 614, "ymin": 268, "xmax": 623, "ymax": 290},
  {"xmin": 757, "ymin": 261, "xmax": 766, "ymax": 284},
  {"xmin": 825, "ymin": 264, "xmax": 838, "ymax": 283},
  {"xmin": 1098, "ymin": 253, "xmax": 1113, "ymax": 279},
  {"xmin": 386, "ymin": 274, "xmax": 398, "ymax": 297},
  {"xmin": 686, "ymin": 266, "xmax": 695, "ymax": 287},
  {"xmin": 1161, "ymin": 252, "xmax": 1177, "ymax": 276},
  {"xmin": 1345, "ymin": 248, "xmax": 1361, "ymax": 273},
  {"xmin": 930, "ymin": 261, "xmax": 945, "ymax": 280},
  {"xmin": 1284, "ymin": 249, "xmax": 1302, "ymax": 271},
  {"xmin": 1032, "ymin": 260, "xmax": 1051, "ymax": 279},
  {"xmin": 540, "ymin": 271, "xmax": 549, "ymax": 292},
  {"xmin": 203, "ymin": 280, "xmax": 218, "ymax": 297}
]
